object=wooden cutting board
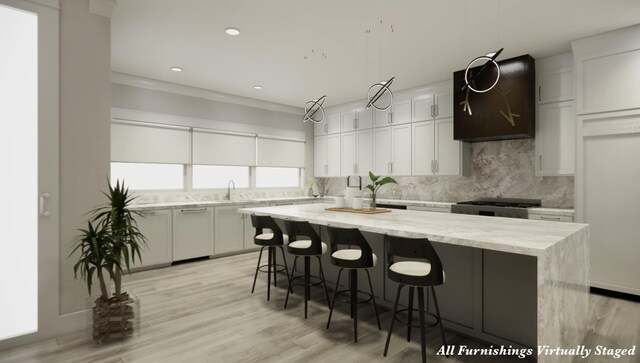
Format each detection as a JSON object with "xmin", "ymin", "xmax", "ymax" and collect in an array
[{"xmin": 325, "ymin": 207, "xmax": 391, "ymax": 214}]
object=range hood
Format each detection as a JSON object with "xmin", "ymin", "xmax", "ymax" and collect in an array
[{"xmin": 453, "ymin": 54, "xmax": 535, "ymax": 142}]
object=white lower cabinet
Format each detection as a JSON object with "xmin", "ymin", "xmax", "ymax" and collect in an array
[
  {"xmin": 134, "ymin": 209, "xmax": 172, "ymax": 269},
  {"xmin": 172, "ymin": 207, "xmax": 214, "ymax": 261},
  {"xmin": 214, "ymin": 205, "xmax": 245, "ymax": 255}
]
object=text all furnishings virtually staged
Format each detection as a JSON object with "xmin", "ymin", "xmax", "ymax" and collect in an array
[{"xmin": 238, "ymin": 203, "xmax": 590, "ymax": 363}]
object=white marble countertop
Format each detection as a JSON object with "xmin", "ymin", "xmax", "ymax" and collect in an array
[
  {"xmin": 238, "ymin": 203, "xmax": 588, "ymax": 257},
  {"xmin": 129, "ymin": 196, "xmax": 324, "ymax": 211}
]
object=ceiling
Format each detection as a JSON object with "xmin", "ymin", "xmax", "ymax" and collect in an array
[{"xmin": 111, "ymin": 0, "xmax": 640, "ymax": 108}]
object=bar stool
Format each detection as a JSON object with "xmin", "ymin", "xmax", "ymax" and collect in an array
[
  {"xmin": 326, "ymin": 226, "xmax": 381, "ymax": 342},
  {"xmin": 250, "ymin": 215, "xmax": 293, "ymax": 301},
  {"xmin": 382, "ymin": 234, "xmax": 448, "ymax": 363},
  {"xmin": 283, "ymin": 220, "xmax": 331, "ymax": 319}
]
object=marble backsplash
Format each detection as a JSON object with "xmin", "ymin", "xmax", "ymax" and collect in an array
[{"xmin": 317, "ymin": 138, "xmax": 574, "ymax": 209}]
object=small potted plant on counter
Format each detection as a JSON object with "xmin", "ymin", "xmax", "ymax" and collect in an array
[
  {"xmin": 71, "ymin": 179, "xmax": 147, "ymax": 344},
  {"xmin": 365, "ymin": 171, "xmax": 397, "ymax": 209}
]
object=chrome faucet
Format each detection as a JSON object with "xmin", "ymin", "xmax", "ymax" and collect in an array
[{"xmin": 226, "ymin": 179, "xmax": 235, "ymax": 200}]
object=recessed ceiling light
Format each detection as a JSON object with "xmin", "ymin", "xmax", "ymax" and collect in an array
[
  {"xmin": 225, "ymin": 27, "xmax": 241, "ymax": 36},
  {"xmin": 170, "ymin": 67, "xmax": 183, "ymax": 72},
  {"xmin": 253, "ymin": 85, "xmax": 263, "ymax": 90}
]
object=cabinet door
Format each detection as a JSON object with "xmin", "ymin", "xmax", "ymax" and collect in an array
[
  {"xmin": 327, "ymin": 113, "xmax": 341, "ymax": 134},
  {"xmin": 356, "ymin": 108, "xmax": 373, "ymax": 129},
  {"xmin": 326, "ymin": 133, "xmax": 341, "ymax": 177},
  {"xmin": 536, "ymin": 101, "xmax": 575, "ymax": 176},
  {"xmin": 341, "ymin": 132, "xmax": 357, "ymax": 176},
  {"xmin": 412, "ymin": 121, "xmax": 435, "ymax": 176},
  {"xmin": 134, "ymin": 209, "xmax": 172, "ymax": 269},
  {"xmin": 314, "ymin": 136, "xmax": 327, "ymax": 177},
  {"xmin": 372, "ymin": 127, "xmax": 391, "ymax": 174},
  {"xmin": 391, "ymin": 124, "xmax": 412, "ymax": 175},
  {"xmin": 172, "ymin": 207, "xmax": 213, "ymax": 261},
  {"xmin": 341, "ymin": 111, "xmax": 357, "ymax": 133},
  {"xmin": 434, "ymin": 84, "xmax": 454, "ymax": 119},
  {"xmin": 356, "ymin": 129, "xmax": 373, "ymax": 176},
  {"xmin": 412, "ymin": 93, "xmax": 434, "ymax": 122},
  {"xmin": 373, "ymin": 108, "xmax": 391, "ymax": 128},
  {"xmin": 314, "ymin": 120, "xmax": 328, "ymax": 136},
  {"xmin": 435, "ymin": 118, "xmax": 462, "ymax": 175},
  {"xmin": 390, "ymin": 99, "xmax": 411, "ymax": 125},
  {"xmin": 214, "ymin": 205, "xmax": 245, "ymax": 255},
  {"xmin": 537, "ymin": 68, "xmax": 573, "ymax": 104}
]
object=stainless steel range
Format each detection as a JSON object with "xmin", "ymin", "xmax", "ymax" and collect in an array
[{"xmin": 450, "ymin": 197, "xmax": 541, "ymax": 219}]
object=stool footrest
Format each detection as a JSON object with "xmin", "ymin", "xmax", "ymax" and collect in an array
[
  {"xmin": 291, "ymin": 274, "xmax": 324, "ymax": 287},
  {"xmin": 393, "ymin": 308, "xmax": 440, "ymax": 329},
  {"xmin": 257, "ymin": 264, "xmax": 287, "ymax": 273},
  {"xmin": 335, "ymin": 289, "xmax": 373, "ymax": 304}
]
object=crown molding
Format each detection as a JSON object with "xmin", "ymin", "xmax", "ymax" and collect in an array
[
  {"xmin": 111, "ymin": 72, "xmax": 303, "ymax": 115},
  {"xmin": 89, "ymin": 0, "xmax": 116, "ymax": 18}
]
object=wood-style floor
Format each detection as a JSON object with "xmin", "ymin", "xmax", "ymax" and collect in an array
[{"xmin": 0, "ymin": 252, "xmax": 638, "ymax": 363}]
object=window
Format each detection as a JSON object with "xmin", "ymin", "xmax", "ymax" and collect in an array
[
  {"xmin": 256, "ymin": 167, "xmax": 301, "ymax": 188},
  {"xmin": 192, "ymin": 165, "xmax": 250, "ymax": 189},
  {"xmin": 111, "ymin": 162, "xmax": 184, "ymax": 190}
]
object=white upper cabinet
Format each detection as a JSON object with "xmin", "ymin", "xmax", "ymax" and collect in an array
[
  {"xmin": 536, "ymin": 52, "xmax": 574, "ymax": 104},
  {"xmin": 341, "ymin": 108, "xmax": 374, "ymax": 132},
  {"xmin": 433, "ymin": 82, "xmax": 454, "ymax": 119},
  {"xmin": 412, "ymin": 91, "xmax": 435, "ymax": 123},
  {"xmin": 412, "ymin": 121, "xmax": 435, "ymax": 175},
  {"xmin": 536, "ymin": 101, "xmax": 575, "ymax": 176},
  {"xmin": 390, "ymin": 124, "xmax": 412, "ymax": 175},
  {"xmin": 326, "ymin": 133, "xmax": 341, "ymax": 176},
  {"xmin": 572, "ymin": 29, "xmax": 640, "ymax": 115},
  {"xmin": 314, "ymin": 113, "xmax": 341, "ymax": 136},
  {"xmin": 372, "ymin": 127, "xmax": 391, "ymax": 174},
  {"xmin": 534, "ymin": 53, "xmax": 576, "ymax": 176},
  {"xmin": 356, "ymin": 129, "xmax": 373, "ymax": 176},
  {"xmin": 435, "ymin": 118, "xmax": 466, "ymax": 175},
  {"xmin": 374, "ymin": 98, "xmax": 411, "ymax": 127},
  {"xmin": 341, "ymin": 132, "xmax": 357, "ymax": 176},
  {"xmin": 314, "ymin": 135, "xmax": 327, "ymax": 177}
]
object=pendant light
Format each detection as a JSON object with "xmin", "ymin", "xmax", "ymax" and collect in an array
[
  {"xmin": 463, "ymin": 47, "xmax": 503, "ymax": 93},
  {"xmin": 303, "ymin": 95, "xmax": 327, "ymax": 123},
  {"xmin": 365, "ymin": 20, "xmax": 395, "ymax": 111}
]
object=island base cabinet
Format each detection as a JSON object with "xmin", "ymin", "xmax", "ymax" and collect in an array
[
  {"xmin": 483, "ymin": 250, "xmax": 537, "ymax": 348},
  {"xmin": 133, "ymin": 209, "xmax": 172, "ymax": 269},
  {"xmin": 172, "ymin": 207, "xmax": 214, "ymax": 261},
  {"xmin": 214, "ymin": 205, "xmax": 245, "ymax": 255}
]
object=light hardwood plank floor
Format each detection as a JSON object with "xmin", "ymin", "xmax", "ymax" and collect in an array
[{"xmin": 0, "ymin": 252, "xmax": 638, "ymax": 363}]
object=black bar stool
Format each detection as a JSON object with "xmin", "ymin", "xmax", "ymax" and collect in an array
[
  {"xmin": 250, "ymin": 215, "xmax": 293, "ymax": 301},
  {"xmin": 283, "ymin": 220, "xmax": 331, "ymax": 319},
  {"xmin": 326, "ymin": 226, "xmax": 381, "ymax": 342},
  {"xmin": 382, "ymin": 234, "xmax": 448, "ymax": 363}
]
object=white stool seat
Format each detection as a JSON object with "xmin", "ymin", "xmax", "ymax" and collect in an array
[
  {"xmin": 255, "ymin": 233, "xmax": 289, "ymax": 243},
  {"xmin": 288, "ymin": 239, "xmax": 328, "ymax": 254},
  {"xmin": 389, "ymin": 261, "xmax": 445, "ymax": 281},
  {"xmin": 331, "ymin": 249, "xmax": 377, "ymax": 267}
]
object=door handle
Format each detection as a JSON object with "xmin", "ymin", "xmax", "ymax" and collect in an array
[
  {"xmin": 180, "ymin": 208, "xmax": 207, "ymax": 214},
  {"xmin": 39, "ymin": 193, "xmax": 50, "ymax": 217}
]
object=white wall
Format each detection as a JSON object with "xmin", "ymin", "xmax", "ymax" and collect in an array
[{"xmin": 59, "ymin": 0, "xmax": 112, "ymax": 315}]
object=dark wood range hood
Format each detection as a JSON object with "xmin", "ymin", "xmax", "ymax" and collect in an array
[{"xmin": 453, "ymin": 54, "xmax": 535, "ymax": 142}]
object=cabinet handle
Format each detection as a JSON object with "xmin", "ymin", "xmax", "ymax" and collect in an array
[
  {"xmin": 434, "ymin": 104, "xmax": 438, "ymax": 117},
  {"xmin": 538, "ymin": 86, "xmax": 542, "ymax": 102},
  {"xmin": 39, "ymin": 193, "xmax": 50, "ymax": 217},
  {"xmin": 539, "ymin": 155, "xmax": 542, "ymax": 170},
  {"xmin": 430, "ymin": 105, "xmax": 434, "ymax": 118},
  {"xmin": 436, "ymin": 160, "xmax": 439, "ymax": 173},
  {"xmin": 325, "ymin": 164, "xmax": 328, "ymax": 175},
  {"xmin": 180, "ymin": 208, "xmax": 207, "ymax": 213},
  {"xmin": 431, "ymin": 160, "xmax": 434, "ymax": 173},
  {"xmin": 540, "ymin": 216, "xmax": 561, "ymax": 221}
]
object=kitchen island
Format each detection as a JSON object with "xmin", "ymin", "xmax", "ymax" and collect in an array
[{"xmin": 238, "ymin": 203, "xmax": 590, "ymax": 362}]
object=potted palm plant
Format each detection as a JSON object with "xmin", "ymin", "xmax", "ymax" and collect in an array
[
  {"xmin": 365, "ymin": 171, "xmax": 397, "ymax": 209},
  {"xmin": 71, "ymin": 180, "xmax": 147, "ymax": 344}
]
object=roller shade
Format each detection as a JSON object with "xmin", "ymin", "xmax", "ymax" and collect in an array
[
  {"xmin": 257, "ymin": 137, "xmax": 305, "ymax": 167},
  {"xmin": 192, "ymin": 130, "xmax": 256, "ymax": 166},
  {"xmin": 111, "ymin": 122, "xmax": 190, "ymax": 164}
]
